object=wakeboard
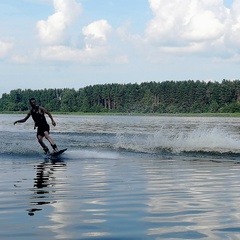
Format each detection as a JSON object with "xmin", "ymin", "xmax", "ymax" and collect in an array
[{"xmin": 50, "ymin": 148, "xmax": 67, "ymax": 157}]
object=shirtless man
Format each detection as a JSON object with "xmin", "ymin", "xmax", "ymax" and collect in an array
[{"xmin": 14, "ymin": 98, "xmax": 58, "ymax": 154}]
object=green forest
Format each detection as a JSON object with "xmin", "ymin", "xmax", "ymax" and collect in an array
[{"xmin": 1, "ymin": 80, "xmax": 240, "ymax": 114}]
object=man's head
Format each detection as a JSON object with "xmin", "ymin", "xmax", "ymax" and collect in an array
[{"xmin": 29, "ymin": 98, "xmax": 37, "ymax": 108}]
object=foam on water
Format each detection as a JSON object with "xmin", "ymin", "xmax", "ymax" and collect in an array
[
  {"xmin": 114, "ymin": 125, "xmax": 240, "ymax": 155},
  {"xmin": 149, "ymin": 125, "xmax": 240, "ymax": 154},
  {"xmin": 62, "ymin": 149, "xmax": 120, "ymax": 160}
]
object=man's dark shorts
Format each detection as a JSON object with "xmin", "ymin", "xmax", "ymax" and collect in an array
[{"xmin": 37, "ymin": 124, "xmax": 50, "ymax": 137}]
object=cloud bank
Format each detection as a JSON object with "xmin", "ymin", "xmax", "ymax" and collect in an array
[
  {"xmin": 144, "ymin": 0, "xmax": 234, "ymax": 58},
  {"xmin": 3, "ymin": 0, "xmax": 240, "ymax": 64}
]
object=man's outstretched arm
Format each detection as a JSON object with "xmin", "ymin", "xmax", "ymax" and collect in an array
[{"xmin": 14, "ymin": 113, "xmax": 31, "ymax": 125}]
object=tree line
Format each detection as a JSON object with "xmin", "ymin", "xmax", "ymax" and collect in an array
[{"xmin": 1, "ymin": 80, "xmax": 240, "ymax": 113}]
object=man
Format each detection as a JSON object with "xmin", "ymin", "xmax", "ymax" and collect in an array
[{"xmin": 14, "ymin": 98, "xmax": 58, "ymax": 154}]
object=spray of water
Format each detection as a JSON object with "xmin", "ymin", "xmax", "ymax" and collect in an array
[
  {"xmin": 149, "ymin": 125, "xmax": 240, "ymax": 154},
  {"xmin": 115, "ymin": 125, "xmax": 240, "ymax": 155}
]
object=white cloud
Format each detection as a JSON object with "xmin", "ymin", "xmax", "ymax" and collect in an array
[
  {"xmin": 33, "ymin": 0, "xmax": 240, "ymax": 65},
  {"xmin": 37, "ymin": 44, "xmax": 109, "ymax": 63},
  {"xmin": 0, "ymin": 40, "xmax": 13, "ymax": 58},
  {"xmin": 224, "ymin": 0, "xmax": 240, "ymax": 48},
  {"xmin": 139, "ymin": 0, "xmax": 240, "ymax": 62},
  {"xmin": 146, "ymin": 0, "xmax": 228, "ymax": 45},
  {"xmin": 38, "ymin": 45, "xmax": 83, "ymax": 61},
  {"xmin": 37, "ymin": 19, "xmax": 113, "ymax": 63},
  {"xmin": 82, "ymin": 20, "xmax": 112, "ymax": 48},
  {"xmin": 36, "ymin": 0, "xmax": 82, "ymax": 44},
  {"xmin": 35, "ymin": 0, "xmax": 114, "ymax": 64}
]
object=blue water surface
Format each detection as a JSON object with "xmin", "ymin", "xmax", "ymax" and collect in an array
[{"xmin": 1, "ymin": 114, "xmax": 240, "ymax": 239}]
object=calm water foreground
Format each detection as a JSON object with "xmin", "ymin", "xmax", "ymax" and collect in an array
[{"xmin": 1, "ymin": 114, "xmax": 240, "ymax": 239}]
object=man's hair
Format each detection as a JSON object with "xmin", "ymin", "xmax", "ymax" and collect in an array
[{"xmin": 29, "ymin": 97, "xmax": 36, "ymax": 102}]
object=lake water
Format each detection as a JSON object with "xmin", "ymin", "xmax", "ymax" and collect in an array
[{"xmin": 1, "ymin": 114, "xmax": 240, "ymax": 239}]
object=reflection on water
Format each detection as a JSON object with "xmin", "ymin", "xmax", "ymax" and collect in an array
[
  {"xmin": 27, "ymin": 160, "xmax": 66, "ymax": 216},
  {"xmin": 143, "ymin": 159, "xmax": 240, "ymax": 239},
  {"xmin": 2, "ymin": 152, "xmax": 240, "ymax": 239},
  {"xmin": 24, "ymin": 156, "xmax": 240, "ymax": 239},
  {"xmin": 42, "ymin": 157, "xmax": 112, "ymax": 239}
]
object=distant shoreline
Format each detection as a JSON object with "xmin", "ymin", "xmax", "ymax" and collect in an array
[{"xmin": 1, "ymin": 111, "xmax": 240, "ymax": 117}]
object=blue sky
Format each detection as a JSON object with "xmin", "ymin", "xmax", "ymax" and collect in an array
[{"xmin": 0, "ymin": 0, "xmax": 238, "ymax": 96}]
